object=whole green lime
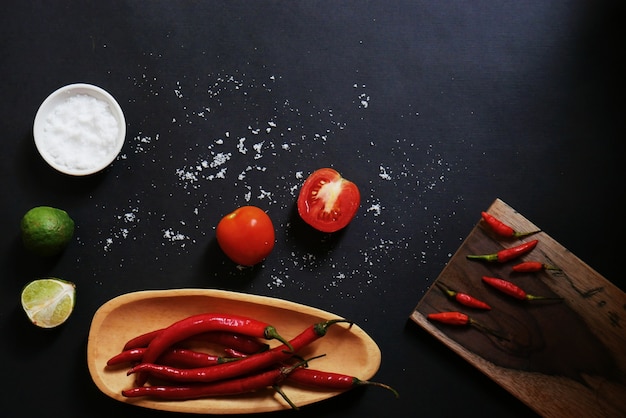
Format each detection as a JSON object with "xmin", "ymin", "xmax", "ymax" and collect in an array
[{"xmin": 21, "ymin": 206, "xmax": 75, "ymax": 256}]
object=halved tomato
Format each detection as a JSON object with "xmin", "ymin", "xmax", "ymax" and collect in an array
[{"xmin": 297, "ymin": 168, "xmax": 360, "ymax": 233}]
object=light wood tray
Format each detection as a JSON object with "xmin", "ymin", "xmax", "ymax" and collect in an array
[
  {"xmin": 411, "ymin": 198, "xmax": 626, "ymax": 417},
  {"xmin": 88, "ymin": 289, "xmax": 381, "ymax": 414}
]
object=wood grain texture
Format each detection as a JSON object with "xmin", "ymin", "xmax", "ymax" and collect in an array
[{"xmin": 411, "ymin": 198, "xmax": 626, "ymax": 418}]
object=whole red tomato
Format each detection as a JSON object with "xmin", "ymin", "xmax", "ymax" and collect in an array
[
  {"xmin": 216, "ymin": 206, "xmax": 275, "ymax": 266},
  {"xmin": 297, "ymin": 168, "xmax": 360, "ymax": 233}
]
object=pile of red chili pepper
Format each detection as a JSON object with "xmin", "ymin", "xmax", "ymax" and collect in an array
[
  {"xmin": 107, "ymin": 312, "xmax": 398, "ymax": 408},
  {"xmin": 428, "ymin": 211, "xmax": 562, "ymax": 334}
]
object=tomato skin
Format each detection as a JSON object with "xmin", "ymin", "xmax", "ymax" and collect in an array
[
  {"xmin": 216, "ymin": 206, "xmax": 275, "ymax": 266},
  {"xmin": 296, "ymin": 168, "xmax": 360, "ymax": 233}
]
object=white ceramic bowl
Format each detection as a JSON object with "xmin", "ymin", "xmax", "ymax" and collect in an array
[{"xmin": 33, "ymin": 83, "xmax": 126, "ymax": 176}]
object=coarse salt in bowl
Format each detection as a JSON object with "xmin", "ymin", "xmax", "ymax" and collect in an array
[{"xmin": 33, "ymin": 83, "xmax": 126, "ymax": 176}]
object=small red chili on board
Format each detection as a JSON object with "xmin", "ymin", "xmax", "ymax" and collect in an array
[
  {"xmin": 436, "ymin": 282, "xmax": 491, "ymax": 310},
  {"xmin": 427, "ymin": 311, "xmax": 510, "ymax": 341},
  {"xmin": 512, "ymin": 261, "xmax": 561, "ymax": 273},
  {"xmin": 481, "ymin": 212, "xmax": 540, "ymax": 238},
  {"xmin": 482, "ymin": 276, "xmax": 562, "ymax": 301},
  {"xmin": 427, "ymin": 311, "xmax": 470, "ymax": 325},
  {"xmin": 466, "ymin": 239, "xmax": 538, "ymax": 263}
]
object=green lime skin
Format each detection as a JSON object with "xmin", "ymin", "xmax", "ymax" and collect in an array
[{"xmin": 21, "ymin": 206, "xmax": 75, "ymax": 256}]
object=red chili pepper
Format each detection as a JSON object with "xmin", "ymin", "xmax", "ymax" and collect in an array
[
  {"xmin": 139, "ymin": 314, "xmax": 290, "ymax": 368},
  {"xmin": 482, "ymin": 276, "xmax": 562, "ymax": 301},
  {"xmin": 107, "ymin": 348, "xmax": 147, "ymax": 366},
  {"xmin": 481, "ymin": 212, "xmax": 540, "ymax": 238},
  {"xmin": 287, "ymin": 367, "xmax": 399, "ymax": 398},
  {"xmin": 124, "ymin": 367, "xmax": 291, "ymax": 399},
  {"xmin": 223, "ymin": 347, "xmax": 251, "ymax": 358},
  {"xmin": 466, "ymin": 239, "xmax": 538, "ymax": 263},
  {"xmin": 512, "ymin": 261, "xmax": 561, "ymax": 273},
  {"xmin": 128, "ymin": 319, "xmax": 352, "ymax": 384},
  {"xmin": 427, "ymin": 311, "xmax": 470, "ymax": 325},
  {"xmin": 134, "ymin": 313, "xmax": 291, "ymax": 386},
  {"xmin": 107, "ymin": 347, "xmax": 238, "ymax": 368},
  {"xmin": 427, "ymin": 311, "xmax": 510, "ymax": 341},
  {"xmin": 123, "ymin": 329, "xmax": 270, "ymax": 354},
  {"xmin": 123, "ymin": 329, "xmax": 161, "ymax": 350},
  {"xmin": 123, "ymin": 357, "xmax": 320, "ymax": 409},
  {"xmin": 436, "ymin": 282, "xmax": 491, "ymax": 310}
]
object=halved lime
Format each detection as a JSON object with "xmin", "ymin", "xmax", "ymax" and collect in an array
[{"xmin": 21, "ymin": 278, "xmax": 76, "ymax": 328}]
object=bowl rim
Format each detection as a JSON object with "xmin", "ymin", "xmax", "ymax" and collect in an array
[{"xmin": 33, "ymin": 83, "xmax": 126, "ymax": 176}]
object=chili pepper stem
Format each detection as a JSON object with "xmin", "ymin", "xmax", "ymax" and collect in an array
[
  {"xmin": 466, "ymin": 253, "xmax": 499, "ymax": 262},
  {"xmin": 353, "ymin": 378, "xmax": 400, "ymax": 398},
  {"xmin": 272, "ymin": 354, "xmax": 327, "ymax": 410},
  {"xmin": 288, "ymin": 353, "xmax": 327, "ymax": 370},
  {"xmin": 314, "ymin": 319, "xmax": 353, "ymax": 336},
  {"xmin": 512, "ymin": 230, "xmax": 541, "ymax": 238},
  {"xmin": 435, "ymin": 282, "xmax": 456, "ymax": 298},
  {"xmin": 525, "ymin": 295, "xmax": 563, "ymax": 301},
  {"xmin": 264, "ymin": 325, "xmax": 294, "ymax": 352},
  {"xmin": 273, "ymin": 385, "xmax": 298, "ymax": 410}
]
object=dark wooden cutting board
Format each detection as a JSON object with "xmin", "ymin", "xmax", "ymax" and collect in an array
[{"xmin": 411, "ymin": 198, "xmax": 626, "ymax": 418}]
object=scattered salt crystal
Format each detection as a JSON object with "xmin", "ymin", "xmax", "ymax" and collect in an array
[
  {"xmin": 359, "ymin": 93, "xmax": 370, "ymax": 108},
  {"xmin": 174, "ymin": 82, "xmax": 183, "ymax": 98},
  {"xmin": 379, "ymin": 165, "xmax": 392, "ymax": 180},
  {"xmin": 162, "ymin": 228, "xmax": 191, "ymax": 247},
  {"xmin": 252, "ymin": 141, "xmax": 264, "ymax": 158},
  {"xmin": 267, "ymin": 275, "xmax": 285, "ymax": 289},
  {"xmin": 257, "ymin": 188, "xmax": 272, "ymax": 200},
  {"xmin": 101, "ymin": 206, "xmax": 140, "ymax": 253},
  {"xmin": 367, "ymin": 203, "xmax": 382, "ymax": 216},
  {"xmin": 237, "ymin": 137, "xmax": 247, "ymax": 154},
  {"xmin": 211, "ymin": 152, "xmax": 231, "ymax": 167}
]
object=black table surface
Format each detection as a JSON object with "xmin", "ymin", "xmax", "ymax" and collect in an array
[{"xmin": 2, "ymin": 1, "xmax": 624, "ymax": 417}]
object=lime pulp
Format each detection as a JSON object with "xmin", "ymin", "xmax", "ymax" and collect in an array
[{"xmin": 21, "ymin": 278, "xmax": 76, "ymax": 328}]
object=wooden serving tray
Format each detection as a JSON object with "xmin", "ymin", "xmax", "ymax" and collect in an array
[
  {"xmin": 411, "ymin": 199, "xmax": 626, "ymax": 418},
  {"xmin": 88, "ymin": 289, "xmax": 382, "ymax": 414}
]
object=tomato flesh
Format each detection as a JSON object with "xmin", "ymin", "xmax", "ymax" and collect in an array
[
  {"xmin": 297, "ymin": 168, "xmax": 360, "ymax": 233},
  {"xmin": 216, "ymin": 206, "xmax": 275, "ymax": 266}
]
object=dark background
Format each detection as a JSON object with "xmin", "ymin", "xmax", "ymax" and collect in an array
[{"xmin": 1, "ymin": 1, "xmax": 624, "ymax": 417}]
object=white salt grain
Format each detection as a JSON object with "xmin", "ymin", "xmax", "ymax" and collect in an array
[{"xmin": 41, "ymin": 94, "xmax": 119, "ymax": 171}]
